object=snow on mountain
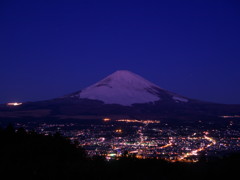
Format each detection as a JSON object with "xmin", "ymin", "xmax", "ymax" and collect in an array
[
  {"xmin": 173, "ymin": 96, "xmax": 189, "ymax": 103},
  {"xmin": 68, "ymin": 70, "xmax": 188, "ymax": 106}
]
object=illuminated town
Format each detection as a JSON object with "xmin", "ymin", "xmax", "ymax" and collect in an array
[{"xmin": 13, "ymin": 116, "xmax": 240, "ymax": 162}]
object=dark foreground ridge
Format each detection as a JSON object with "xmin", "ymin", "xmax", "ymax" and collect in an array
[{"xmin": 0, "ymin": 125, "xmax": 239, "ymax": 180}]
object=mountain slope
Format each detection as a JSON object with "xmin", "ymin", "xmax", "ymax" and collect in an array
[{"xmin": 66, "ymin": 70, "xmax": 188, "ymax": 106}]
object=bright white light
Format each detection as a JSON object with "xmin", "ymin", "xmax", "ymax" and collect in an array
[{"xmin": 7, "ymin": 102, "xmax": 22, "ymax": 106}]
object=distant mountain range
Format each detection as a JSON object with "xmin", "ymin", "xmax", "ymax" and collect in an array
[{"xmin": 1, "ymin": 70, "xmax": 240, "ymax": 122}]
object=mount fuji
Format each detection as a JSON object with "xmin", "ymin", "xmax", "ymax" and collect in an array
[
  {"xmin": 1, "ymin": 70, "xmax": 240, "ymax": 122},
  {"xmin": 66, "ymin": 70, "xmax": 189, "ymax": 106}
]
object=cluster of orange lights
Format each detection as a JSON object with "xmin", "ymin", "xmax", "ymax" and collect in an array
[
  {"xmin": 103, "ymin": 118, "xmax": 160, "ymax": 124},
  {"xmin": 103, "ymin": 118, "xmax": 111, "ymax": 122},
  {"xmin": 175, "ymin": 135, "xmax": 216, "ymax": 162},
  {"xmin": 115, "ymin": 129, "xmax": 123, "ymax": 133},
  {"xmin": 159, "ymin": 142, "xmax": 173, "ymax": 149},
  {"xmin": 116, "ymin": 119, "xmax": 160, "ymax": 124}
]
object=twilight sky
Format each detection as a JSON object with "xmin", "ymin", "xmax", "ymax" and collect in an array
[{"xmin": 1, "ymin": 0, "xmax": 240, "ymax": 104}]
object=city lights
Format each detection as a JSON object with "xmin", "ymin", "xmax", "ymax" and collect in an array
[
  {"xmin": 116, "ymin": 119, "xmax": 160, "ymax": 124},
  {"xmin": 103, "ymin": 118, "xmax": 111, "ymax": 122},
  {"xmin": 14, "ymin": 119, "xmax": 240, "ymax": 162},
  {"xmin": 115, "ymin": 129, "xmax": 123, "ymax": 133}
]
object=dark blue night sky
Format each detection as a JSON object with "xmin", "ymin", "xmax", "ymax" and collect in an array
[{"xmin": 1, "ymin": 0, "xmax": 240, "ymax": 104}]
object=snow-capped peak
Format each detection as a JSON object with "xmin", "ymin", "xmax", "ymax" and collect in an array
[
  {"xmin": 92, "ymin": 70, "xmax": 162, "ymax": 90},
  {"xmin": 69, "ymin": 70, "xmax": 188, "ymax": 106}
]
